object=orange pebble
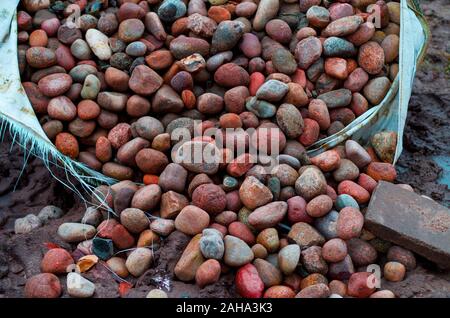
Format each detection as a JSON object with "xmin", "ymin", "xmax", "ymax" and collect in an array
[
  {"xmin": 263, "ymin": 285, "xmax": 296, "ymax": 298},
  {"xmin": 55, "ymin": 132, "xmax": 79, "ymax": 159},
  {"xmin": 181, "ymin": 90, "xmax": 196, "ymax": 109},
  {"xmin": 346, "ymin": 59, "xmax": 358, "ymax": 74},
  {"xmin": 366, "ymin": 146, "xmax": 381, "ymax": 162},
  {"xmin": 219, "ymin": 113, "xmax": 242, "ymax": 128},
  {"xmin": 366, "ymin": 162, "xmax": 397, "ymax": 182},
  {"xmin": 171, "ymin": 17, "xmax": 189, "ymax": 36},
  {"xmin": 163, "ymin": 63, "xmax": 180, "ymax": 84},
  {"xmin": 143, "ymin": 174, "xmax": 159, "ymax": 185},
  {"xmin": 29, "ymin": 29, "xmax": 48, "ymax": 47},
  {"xmin": 208, "ymin": 6, "xmax": 231, "ymax": 23}
]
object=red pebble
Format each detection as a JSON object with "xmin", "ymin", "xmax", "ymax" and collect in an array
[
  {"xmin": 287, "ymin": 196, "xmax": 313, "ymax": 224},
  {"xmin": 112, "ymin": 224, "xmax": 136, "ymax": 249},
  {"xmin": 366, "ymin": 162, "xmax": 397, "ymax": 182},
  {"xmin": 357, "ymin": 173, "xmax": 378, "ymax": 193},
  {"xmin": 235, "ymin": 264, "xmax": 265, "ymax": 298},
  {"xmin": 298, "ymin": 118, "xmax": 320, "ymax": 147},
  {"xmin": 24, "ymin": 273, "xmax": 62, "ymax": 298},
  {"xmin": 97, "ymin": 219, "xmax": 119, "ymax": 239},
  {"xmin": 40, "ymin": 248, "xmax": 74, "ymax": 274},
  {"xmin": 228, "ymin": 222, "xmax": 255, "ymax": 245},
  {"xmin": 249, "ymin": 72, "xmax": 265, "ymax": 96},
  {"xmin": 347, "ymin": 272, "xmax": 376, "ymax": 298},
  {"xmin": 337, "ymin": 180, "xmax": 370, "ymax": 204}
]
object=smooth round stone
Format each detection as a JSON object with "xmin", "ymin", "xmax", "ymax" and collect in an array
[
  {"xmin": 306, "ymin": 194, "xmax": 333, "ymax": 218},
  {"xmin": 322, "ymin": 15, "xmax": 363, "ymax": 37},
  {"xmin": 223, "ymin": 176, "xmax": 239, "ymax": 191},
  {"xmin": 276, "ymin": 103, "xmax": 304, "ymax": 139},
  {"xmin": 306, "ymin": 5, "xmax": 330, "ymax": 28},
  {"xmin": 120, "ymin": 208, "xmax": 149, "ymax": 234},
  {"xmin": 71, "ymin": 39, "xmax": 92, "ymax": 60},
  {"xmin": 347, "ymin": 22, "xmax": 376, "ymax": 46},
  {"xmin": 175, "ymin": 141, "xmax": 220, "ymax": 175},
  {"xmin": 38, "ymin": 73, "xmax": 72, "ymax": 97},
  {"xmin": 256, "ymin": 228, "xmax": 280, "ymax": 253},
  {"xmin": 81, "ymin": 74, "xmax": 101, "ymax": 100},
  {"xmin": 40, "ymin": 248, "xmax": 73, "ymax": 274},
  {"xmin": 85, "ymin": 29, "xmax": 112, "ymax": 60},
  {"xmin": 323, "ymin": 37, "xmax": 356, "ymax": 57},
  {"xmin": 322, "ymin": 238, "xmax": 347, "ymax": 263},
  {"xmin": 358, "ymin": 41, "xmax": 385, "ymax": 75},
  {"xmin": 336, "ymin": 207, "xmax": 364, "ymax": 240},
  {"xmin": 81, "ymin": 207, "xmax": 102, "ymax": 227},
  {"xmin": 278, "ymin": 244, "xmax": 300, "ymax": 275},
  {"xmin": 329, "ymin": 3, "xmax": 354, "ymax": 20},
  {"xmin": 387, "ymin": 246, "xmax": 417, "ymax": 271},
  {"xmin": 129, "ymin": 65, "xmax": 163, "ymax": 96},
  {"xmin": 170, "ymin": 36, "xmax": 210, "ymax": 60},
  {"xmin": 158, "ymin": 0, "xmax": 187, "ymax": 22},
  {"xmin": 223, "ymin": 235, "xmax": 254, "ymax": 267},
  {"xmin": 158, "ymin": 163, "xmax": 187, "ymax": 193},
  {"xmin": 239, "ymin": 33, "xmax": 261, "ymax": 58},
  {"xmin": 265, "ymin": 19, "xmax": 292, "ymax": 44},
  {"xmin": 24, "ymin": 273, "xmax": 62, "ymax": 298},
  {"xmin": 347, "ymin": 238, "xmax": 378, "ymax": 267},
  {"xmin": 276, "ymin": 155, "xmax": 301, "ymax": 170},
  {"xmin": 118, "ymin": 18, "xmax": 144, "ymax": 43},
  {"xmin": 347, "ymin": 272, "xmax": 376, "ymax": 298},
  {"xmin": 26, "ymin": 47, "xmax": 56, "ymax": 68},
  {"xmin": 333, "ymin": 159, "xmax": 359, "ymax": 182},
  {"xmin": 175, "ymin": 205, "xmax": 210, "ymax": 235},
  {"xmin": 345, "ymin": 140, "xmax": 371, "ymax": 168},
  {"xmin": 126, "ymin": 248, "xmax": 153, "ymax": 277},
  {"xmin": 196, "ymin": 259, "xmax": 221, "ymax": 288},
  {"xmin": 134, "ymin": 116, "xmax": 164, "ymax": 141},
  {"xmin": 295, "ymin": 167, "xmax": 327, "ymax": 201},
  {"xmin": 371, "ymin": 131, "xmax": 397, "ymax": 163},
  {"xmin": 296, "ymin": 36, "xmax": 322, "ymax": 69},
  {"xmin": 239, "ymin": 176, "xmax": 273, "ymax": 210},
  {"xmin": 335, "ymin": 194, "xmax": 359, "ymax": 211},
  {"xmin": 38, "ymin": 205, "xmax": 64, "ymax": 224},
  {"xmin": 126, "ymin": 41, "xmax": 147, "ymax": 56},
  {"xmin": 57, "ymin": 223, "xmax": 96, "ymax": 243},
  {"xmin": 254, "ymin": 258, "xmax": 282, "ymax": 288},
  {"xmin": 272, "ymin": 48, "xmax": 297, "ymax": 75},
  {"xmin": 146, "ymin": 289, "xmax": 168, "ymax": 298},
  {"xmin": 131, "ymin": 184, "xmax": 161, "ymax": 211},
  {"xmin": 67, "ymin": 272, "xmax": 95, "ymax": 298},
  {"xmin": 192, "ymin": 184, "xmax": 226, "ymax": 215},
  {"xmin": 363, "ymin": 77, "xmax": 391, "ymax": 105},
  {"xmin": 69, "ymin": 64, "xmax": 97, "ymax": 83},
  {"xmin": 207, "ymin": 51, "xmax": 233, "ymax": 72},
  {"xmin": 271, "ymin": 164, "xmax": 299, "ymax": 187},
  {"xmin": 150, "ymin": 218, "xmax": 175, "ymax": 236},
  {"xmin": 248, "ymin": 201, "xmax": 288, "ymax": 230},
  {"xmin": 296, "ymin": 284, "xmax": 331, "ymax": 298},
  {"xmin": 235, "ymin": 264, "xmax": 264, "ymax": 298},
  {"xmin": 301, "ymin": 246, "xmax": 328, "ymax": 275},
  {"xmin": 370, "ymin": 290, "xmax": 396, "ymax": 298},
  {"xmin": 211, "ymin": 20, "xmax": 245, "ymax": 54},
  {"xmin": 200, "ymin": 228, "xmax": 224, "ymax": 260},
  {"xmin": 245, "ymin": 97, "xmax": 276, "ymax": 118},
  {"xmin": 317, "ymin": 88, "xmax": 352, "ymax": 108},
  {"xmin": 253, "ymin": 0, "xmax": 279, "ymax": 31},
  {"xmin": 314, "ymin": 210, "xmax": 339, "ymax": 240},
  {"xmin": 214, "ymin": 63, "xmax": 250, "ymax": 87},
  {"xmin": 256, "ymin": 80, "xmax": 289, "ymax": 102}
]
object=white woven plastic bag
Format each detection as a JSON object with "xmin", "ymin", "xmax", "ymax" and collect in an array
[{"xmin": 0, "ymin": 0, "xmax": 430, "ymax": 190}]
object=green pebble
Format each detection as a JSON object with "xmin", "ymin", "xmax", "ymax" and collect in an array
[{"xmin": 92, "ymin": 237, "xmax": 114, "ymax": 261}]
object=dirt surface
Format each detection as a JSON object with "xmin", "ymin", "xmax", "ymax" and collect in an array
[{"xmin": 0, "ymin": 0, "xmax": 449, "ymax": 298}]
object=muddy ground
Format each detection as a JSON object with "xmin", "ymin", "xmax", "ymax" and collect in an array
[{"xmin": 0, "ymin": 0, "xmax": 449, "ymax": 298}]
